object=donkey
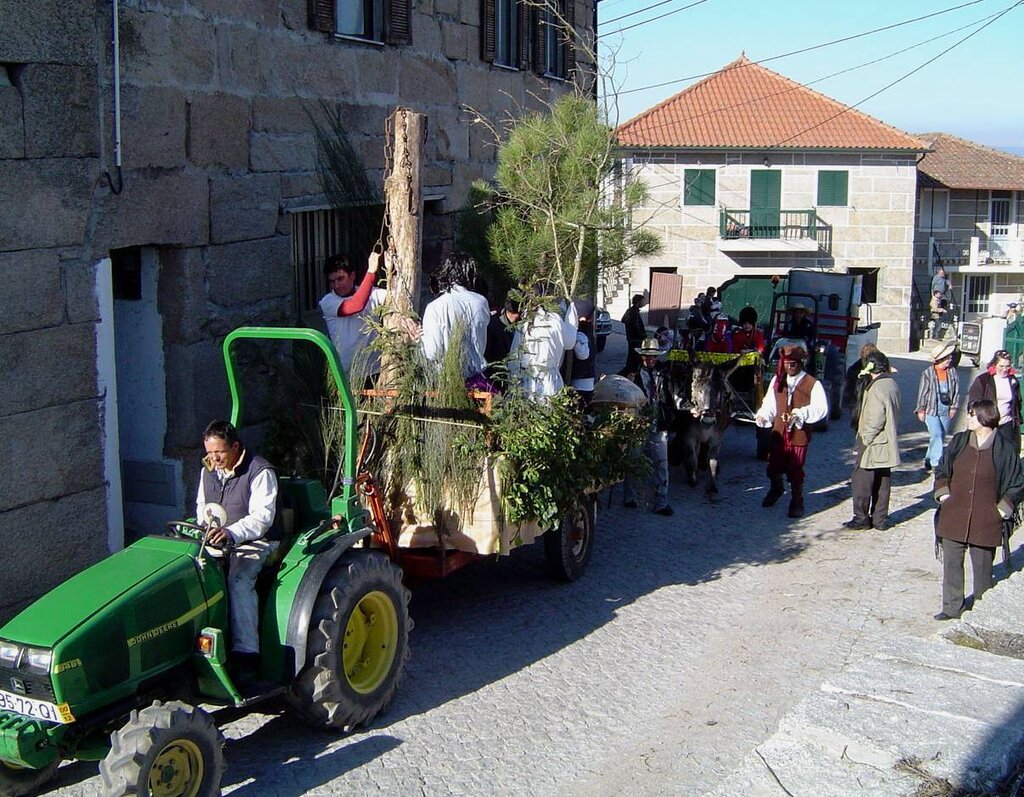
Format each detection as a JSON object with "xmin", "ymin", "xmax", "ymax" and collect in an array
[{"xmin": 667, "ymin": 358, "xmax": 737, "ymax": 501}]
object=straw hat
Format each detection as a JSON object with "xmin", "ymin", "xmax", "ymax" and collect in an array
[
  {"xmin": 635, "ymin": 337, "xmax": 663, "ymax": 356},
  {"xmin": 930, "ymin": 340, "xmax": 957, "ymax": 363},
  {"xmin": 789, "ymin": 301, "xmax": 811, "ymax": 313}
]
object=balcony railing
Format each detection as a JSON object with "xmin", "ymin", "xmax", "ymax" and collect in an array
[{"xmin": 719, "ymin": 208, "xmax": 817, "ymax": 241}]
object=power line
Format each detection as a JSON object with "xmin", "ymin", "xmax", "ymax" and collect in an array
[
  {"xmin": 603, "ymin": 0, "xmax": 711, "ymax": 26},
  {"xmin": 772, "ymin": 0, "xmax": 1021, "ymax": 146},
  {"xmin": 604, "ymin": 0, "xmax": 712, "ymax": 35},
  {"xmin": 611, "ymin": 0, "xmax": 989, "ymax": 93},
  {"xmin": 612, "ymin": 10, "xmax": 998, "ymax": 140}
]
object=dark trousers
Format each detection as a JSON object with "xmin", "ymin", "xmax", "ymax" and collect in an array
[
  {"xmin": 851, "ymin": 466, "xmax": 891, "ymax": 526},
  {"xmin": 766, "ymin": 435, "xmax": 807, "ymax": 486},
  {"xmin": 940, "ymin": 537, "xmax": 995, "ymax": 617},
  {"xmin": 997, "ymin": 422, "xmax": 1021, "ymax": 454}
]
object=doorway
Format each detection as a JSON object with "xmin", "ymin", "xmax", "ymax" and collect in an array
[{"xmin": 750, "ymin": 170, "xmax": 781, "ymax": 238}]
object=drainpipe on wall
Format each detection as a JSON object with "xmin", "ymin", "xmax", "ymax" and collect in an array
[{"xmin": 104, "ymin": 0, "xmax": 124, "ymax": 194}]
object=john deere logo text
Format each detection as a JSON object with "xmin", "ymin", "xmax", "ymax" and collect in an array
[{"xmin": 127, "ymin": 621, "xmax": 179, "ymax": 648}]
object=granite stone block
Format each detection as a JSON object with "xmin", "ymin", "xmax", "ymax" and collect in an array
[
  {"xmin": 0, "ymin": 249, "xmax": 64, "ymax": 334},
  {"xmin": 20, "ymin": 63, "xmax": 99, "ymax": 158},
  {"xmin": 209, "ymin": 173, "xmax": 281, "ymax": 244},
  {"xmin": 0, "ymin": 324, "xmax": 97, "ymax": 417},
  {"xmin": 188, "ymin": 92, "xmax": 250, "ymax": 169},
  {"xmin": 0, "ymin": 159, "xmax": 94, "ymax": 250}
]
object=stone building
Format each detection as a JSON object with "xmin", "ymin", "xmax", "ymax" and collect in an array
[
  {"xmin": 913, "ymin": 133, "xmax": 1024, "ymax": 325},
  {"xmin": 0, "ymin": 0, "xmax": 593, "ymax": 616},
  {"xmin": 612, "ymin": 55, "xmax": 929, "ymax": 354}
]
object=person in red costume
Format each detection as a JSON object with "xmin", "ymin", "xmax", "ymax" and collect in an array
[
  {"xmin": 731, "ymin": 306, "xmax": 765, "ymax": 354},
  {"xmin": 704, "ymin": 317, "xmax": 733, "ymax": 353}
]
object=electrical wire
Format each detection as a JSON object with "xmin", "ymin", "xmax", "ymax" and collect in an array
[
  {"xmin": 772, "ymin": 0, "xmax": 1021, "ymax": 146},
  {"xmin": 611, "ymin": 0, "xmax": 989, "ymax": 93},
  {"xmin": 604, "ymin": 0, "xmax": 711, "ymax": 35},
  {"xmin": 603, "ymin": 0, "xmax": 710, "ymax": 27},
  {"xmin": 613, "ymin": 10, "xmax": 999, "ymax": 142}
]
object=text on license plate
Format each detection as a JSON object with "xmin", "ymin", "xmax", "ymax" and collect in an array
[{"xmin": 0, "ymin": 689, "xmax": 74, "ymax": 724}]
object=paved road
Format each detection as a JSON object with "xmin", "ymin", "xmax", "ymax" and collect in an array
[{"xmin": 45, "ymin": 336, "xmax": 986, "ymax": 796}]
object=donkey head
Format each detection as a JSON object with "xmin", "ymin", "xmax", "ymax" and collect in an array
[{"xmin": 689, "ymin": 360, "xmax": 736, "ymax": 423}]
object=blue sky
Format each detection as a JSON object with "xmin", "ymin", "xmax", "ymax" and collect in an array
[{"xmin": 598, "ymin": 0, "xmax": 1024, "ymax": 149}]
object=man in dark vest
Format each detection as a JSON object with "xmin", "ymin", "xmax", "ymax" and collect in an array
[
  {"xmin": 754, "ymin": 345, "xmax": 829, "ymax": 518},
  {"xmin": 196, "ymin": 420, "xmax": 280, "ymax": 686}
]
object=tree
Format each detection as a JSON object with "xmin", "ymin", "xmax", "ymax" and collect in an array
[{"xmin": 466, "ymin": 92, "xmax": 660, "ymax": 308}]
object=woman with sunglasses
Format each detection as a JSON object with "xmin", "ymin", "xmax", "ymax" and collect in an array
[
  {"xmin": 967, "ymin": 350, "xmax": 1022, "ymax": 453},
  {"xmin": 933, "ymin": 399, "xmax": 1024, "ymax": 620}
]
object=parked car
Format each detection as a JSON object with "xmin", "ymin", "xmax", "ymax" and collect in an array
[{"xmin": 595, "ymin": 308, "xmax": 612, "ymax": 352}]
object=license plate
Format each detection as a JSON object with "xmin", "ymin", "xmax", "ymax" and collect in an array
[{"xmin": 0, "ymin": 689, "xmax": 74, "ymax": 725}]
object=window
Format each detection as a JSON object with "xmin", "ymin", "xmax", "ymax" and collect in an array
[
  {"xmin": 310, "ymin": 0, "xmax": 410, "ymax": 45},
  {"xmin": 683, "ymin": 169, "xmax": 715, "ymax": 206},
  {"xmin": 817, "ymin": 170, "xmax": 848, "ymax": 207},
  {"xmin": 918, "ymin": 188, "xmax": 949, "ymax": 231},
  {"xmin": 495, "ymin": 0, "xmax": 518, "ymax": 66},
  {"xmin": 291, "ymin": 206, "xmax": 385, "ymax": 315},
  {"xmin": 964, "ymin": 275, "xmax": 990, "ymax": 316}
]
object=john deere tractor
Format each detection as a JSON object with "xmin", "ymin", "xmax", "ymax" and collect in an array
[{"xmin": 0, "ymin": 328, "xmax": 411, "ymax": 796}]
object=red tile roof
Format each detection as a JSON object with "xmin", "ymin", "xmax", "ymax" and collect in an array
[
  {"xmin": 916, "ymin": 132, "xmax": 1024, "ymax": 190},
  {"xmin": 616, "ymin": 55, "xmax": 929, "ymax": 152}
]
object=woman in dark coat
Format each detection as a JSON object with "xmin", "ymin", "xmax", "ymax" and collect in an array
[{"xmin": 933, "ymin": 399, "xmax": 1024, "ymax": 620}]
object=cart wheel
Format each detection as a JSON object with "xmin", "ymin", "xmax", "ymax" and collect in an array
[{"xmin": 544, "ymin": 498, "xmax": 595, "ymax": 582}]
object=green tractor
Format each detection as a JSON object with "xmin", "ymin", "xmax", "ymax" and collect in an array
[{"xmin": 0, "ymin": 328, "xmax": 412, "ymax": 796}]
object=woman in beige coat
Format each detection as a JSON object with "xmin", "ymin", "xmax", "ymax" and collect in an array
[{"xmin": 845, "ymin": 350, "xmax": 901, "ymax": 530}]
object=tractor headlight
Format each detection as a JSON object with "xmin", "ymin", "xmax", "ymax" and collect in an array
[
  {"xmin": 0, "ymin": 641, "xmax": 20, "ymax": 667},
  {"xmin": 23, "ymin": 647, "xmax": 53, "ymax": 675}
]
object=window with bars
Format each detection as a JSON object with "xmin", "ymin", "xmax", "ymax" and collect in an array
[
  {"xmin": 816, "ymin": 170, "xmax": 848, "ymax": 207},
  {"xmin": 964, "ymin": 275, "xmax": 991, "ymax": 316},
  {"xmin": 291, "ymin": 206, "xmax": 385, "ymax": 315},
  {"xmin": 683, "ymin": 169, "xmax": 715, "ymax": 206}
]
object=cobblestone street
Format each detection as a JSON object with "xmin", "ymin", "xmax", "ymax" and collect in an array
[{"xmin": 44, "ymin": 335, "xmax": 994, "ymax": 796}]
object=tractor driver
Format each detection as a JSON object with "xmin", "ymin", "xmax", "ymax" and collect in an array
[
  {"xmin": 196, "ymin": 420, "xmax": 280, "ymax": 688},
  {"xmin": 784, "ymin": 302, "xmax": 815, "ymax": 350}
]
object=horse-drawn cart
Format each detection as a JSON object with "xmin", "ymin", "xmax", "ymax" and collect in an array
[{"xmin": 667, "ymin": 349, "xmax": 765, "ymax": 424}]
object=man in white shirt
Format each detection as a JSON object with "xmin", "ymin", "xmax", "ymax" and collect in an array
[
  {"xmin": 754, "ymin": 345, "xmax": 829, "ymax": 518},
  {"xmin": 421, "ymin": 255, "xmax": 491, "ymax": 379},
  {"xmin": 319, "ymin": 253, "xmax": 385, "ymax": 382},
  {"xmin": 196, "ymin": 420, "xmax": 279, "ymax": 688}
]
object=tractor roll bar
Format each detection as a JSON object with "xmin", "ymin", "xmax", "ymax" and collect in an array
[{"xmin": 222, "ymin": 327, "xmax": 359, "ymax": 520}]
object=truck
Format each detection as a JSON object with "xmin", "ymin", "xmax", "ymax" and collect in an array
[{"xmin": 0, "ymin": 327, "xmax": 602, "ymax": 797}]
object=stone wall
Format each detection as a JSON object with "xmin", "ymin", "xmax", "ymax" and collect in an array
[
  {"xmin": 0, "ymin": 0, "xmax": 593, "ymax": 617},
  {"xmin": 619, "ymin": 150, "xmax": 918, "ymax": 353}
]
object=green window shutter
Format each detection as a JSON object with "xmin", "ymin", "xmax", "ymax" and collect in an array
[
  {"xmin": 817, "ymin": 170, "xmax": 848, "ymax": 206},
  {"xmin": 684, "ymin": 169, "xmax": 715, "ymax": 206}
]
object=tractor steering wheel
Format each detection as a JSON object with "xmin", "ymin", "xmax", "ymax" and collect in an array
[{"xmin": 165, "ymin": 520, "xmax": 208, "ymax": 541}]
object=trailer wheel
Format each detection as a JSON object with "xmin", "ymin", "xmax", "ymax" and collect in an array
[
  {"xmin": 99, "ymin": 701, "xmax": 224, "ymax": 797},
  {"xmin": 0, "ymin": 759, "xmax": 59, "ymax": 797},
  {"xmin": 287, "ymin": 552, "xmax": 411, "ymax": 732},
  {"xmin": 544, "ymin": 498, "xmax": 595, "ymax": 582}
]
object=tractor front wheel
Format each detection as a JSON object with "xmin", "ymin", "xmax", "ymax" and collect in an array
[
  {"xmin": 99, "ymin": 701, "xmax": 224, "ymax": 797},
  {"xmin": 286, "ymin": 552, "xmax": 411, "ymax": 732},
  {"xmin": 0, "ymin": 759, "xmax": 59, "ymax": 797},
  {"xmin": 544, "ymin": 498, "xmax": 596, "ymax": 582}
]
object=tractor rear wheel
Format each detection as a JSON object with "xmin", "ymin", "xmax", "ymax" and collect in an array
[
  {"xmin": 286, "ymin": 552, "xmax": 411, "ymax": 732},
  {"xmin": 99, "ymin": 701, "xmax": 223, "ymax": 797},
  {"xmin": 0, "ymin": 759, "xmax": 59, "ymax": 797},
  {"xmin": 544, "ymin": 498, "xmax": 596, "ymax": 582}
]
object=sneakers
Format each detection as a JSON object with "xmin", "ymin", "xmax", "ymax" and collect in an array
[
  {"xmin": 843, "ymin": 519, "xmax": 872, "ymax": 530},
  {"xmin": 653, "ymin": 505, "xmax": 674, "ymax": 517}
]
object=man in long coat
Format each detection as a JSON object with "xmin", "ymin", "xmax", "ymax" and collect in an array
[{"xmin": 846, "ymin": 350, "xmax": 901, "ymax": 530}]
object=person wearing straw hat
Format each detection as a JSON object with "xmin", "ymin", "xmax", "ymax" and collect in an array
[
  {"xmin": 754, "ymin": 344, "xmax": 828, "ymax": 518},
  {"xmin": 916, "ymin": 340, "xmax": 960, "ymax": 474},
  {"xmin": 783, "ymin": 301, "xmax": 814, "ymax": 349},
  {"xmin": 623, "ymin": 337, "xmax": 674, "ymax": 516}
]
